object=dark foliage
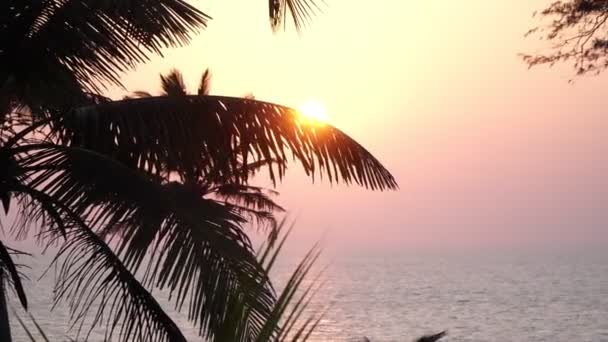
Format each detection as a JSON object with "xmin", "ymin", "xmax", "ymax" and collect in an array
[
  {"xmin": 10, "ymin": 142, "xmax": 276, "ymax": 341},
  {"xmin": 523, "ymin": 0, "xmax": 608, "ymax": 75},
  {"xmin": 0, "ymin": 1, "xmax": 398, "ymax": 341},
  {"xmin": 0, "ymin": 241, "xmax": 27, "ymax": 310},
  {"xmin": 54, "ymin": 95, "xmax": 397, "ymax": 191}
]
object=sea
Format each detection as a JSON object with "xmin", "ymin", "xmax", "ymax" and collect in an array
[{"xmin": 7, "ymin": 248, "xmax": 608, "ymax": 342}]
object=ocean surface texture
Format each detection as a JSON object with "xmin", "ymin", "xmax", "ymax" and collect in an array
[{"xmin": 8, "ymin": 250, "xmax": 608, "ymax": 341}]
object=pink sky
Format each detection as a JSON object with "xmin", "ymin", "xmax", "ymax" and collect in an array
[{"xmin": 107, "ymin": 0, "xmax": 608, "ymax": 252}]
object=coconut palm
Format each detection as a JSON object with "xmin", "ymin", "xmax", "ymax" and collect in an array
[
  {"xmin": 1, "ymin": 1, "xmax": 397, "ymax": 341},
  {"xmin": 11, "ymin": 220, "xmax": 327, "ymax": 342},
  {"xmin": 1, "ymin": 0, "xmax": 319, "ymax": 109}
]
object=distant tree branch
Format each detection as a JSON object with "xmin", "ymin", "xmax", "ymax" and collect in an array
[{"xmin": 523, "ymin": 0, "xmax": 608, "ymax": 75}]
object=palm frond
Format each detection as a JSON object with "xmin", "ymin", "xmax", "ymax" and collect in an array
[
  {"xmin": 160, "ymin": 69, "xmax": 188, "ymax": 96},
  {"xmin": 216, "ymin": 221, "xmax": 326, "ymax": 342},
  {"xmin": 13, "ymin": 143, "xmax": 276, "ymax": 340},
  {"xmin": 2, "ymin": 141, "xmax": 70, "ymax": 240},
  {"xmin": 3, "ymin": 160, "xmax": 188, "ymax": 342},
  {"xmin": 56, "ymin": 95, "xmax": 398, "ymax": 191},
  {"xmin": 213, "ymin": 184, "xmax": 284, "ymax": 213},
  {"xmin": 0, "ymin": 240, "xmax": 28, "ymax": 310},
  {"xmin": 0, "ymin": 150, "xmax": 18, "ymax": 214},
  {"xmin": 256, "ymin": 243, "xmax": 323, "ymax": 342},
  {"xmin": 1, "ymin": 0, "xmax": 210, "ymax": 92},
  {"xmin": 8, "ymin": 177, "xmax": 189, "ymax": 342},
  {"xmin": 203, "ymin": 158, "xmax": 280, "ymax": 187},
  {"xmin": 25, "ymin": 311, "xmax": 51, "ymax": 342},
  {"xmin": 198, "ymin": 68, "xmax": 212, "ymax": 96},
  {"xmin": 212, "ymin": 184, "xmax": 284, "ymax": 231},
  {"xmin": 111, "ymin": 182, "xmax": 276, "ymax": 340},
  {"xmin": 51, "ymin": 214, "xmax": 188, "ymax": 342},
  {"xmin": 269, "ymin": 0, "xmax": 323, "ymax": 31},
  {"xmin": 12, "ymin": 308, "xmax": 37, "ymax": 342},
  {"xmin": 10, "ymin": 308, "xmax": 51, "ymax": 342}
]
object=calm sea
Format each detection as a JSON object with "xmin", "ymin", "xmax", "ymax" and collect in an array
[{"xmin": 8, "ymin": 249, "xmax": 608, "ymax": 341}]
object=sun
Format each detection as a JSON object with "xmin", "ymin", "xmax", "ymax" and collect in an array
[{"xmin": 297, "ymin": 100, "xmax": 329, "ymax": 125}]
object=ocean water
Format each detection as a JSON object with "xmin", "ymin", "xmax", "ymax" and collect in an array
[{"xmin": 7, "ymin": 249, "xmax": 608, "ymax": 341}]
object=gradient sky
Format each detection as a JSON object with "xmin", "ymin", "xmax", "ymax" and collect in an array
[{"xmin": 106, "ymin": 0, "xmax": 608, "ymax": 253}]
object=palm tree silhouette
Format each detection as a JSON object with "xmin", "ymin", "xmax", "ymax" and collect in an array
[
  {"xmin": 1, "ymin": 1, "xmax": 396, "ymax": 341},
  {"xmin": 123, "ymin": 68, "xmax": 286, "ymax": 225}
]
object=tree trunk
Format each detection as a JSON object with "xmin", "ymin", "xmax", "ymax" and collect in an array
[{"xmin": 0, "ymin": 269, "xmax": 12, "ymax": 342}]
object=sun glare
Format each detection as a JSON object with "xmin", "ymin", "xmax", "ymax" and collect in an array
[{"xmin": 297, "ymin": 100, "xmax": 329, "ymax": 125}]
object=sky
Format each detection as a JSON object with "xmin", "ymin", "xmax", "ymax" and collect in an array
[{"xmin": 107, "ymin": 0, "xmax": 608, "ymax": 253}]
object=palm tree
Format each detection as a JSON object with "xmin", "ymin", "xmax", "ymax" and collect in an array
[
  {"xmin": 120, "ymin": 68, "xmax": 286, "ymax": 231},
  {"xmin": 11, "ymin": 220, "xmax": 328, "ymax": 342},
  {"xmin": 1, "ymin": 1, "xmax": 397, "ymax": 341}
]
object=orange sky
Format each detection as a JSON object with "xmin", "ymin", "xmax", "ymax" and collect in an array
[{"xmin": 107, "ymin": 0, "xmax": 608, "ymax": 253}]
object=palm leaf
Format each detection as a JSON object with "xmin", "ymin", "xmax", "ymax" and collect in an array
[
  {"xmin": 12, "ymin": 143, "xmax": 276, "ymax": 340},
  {"xmin": 12, "ymin": 308, "xmax": 37, "ymax": 342},
  {"xmin": 3, "ymin": 139, "xmax": 190, "ymax": 342},
  {"xmin": 112, "ymin": 182, "xmax": 276, "ymax": 340},
  {"xmin": 26, "ymin": 311, "xmax": 51, "ymax": 342},
  {"xmin": 269, "ymin": 0, "xmax": 323, "ymax": 31},
  {"xmin": 0, "ymin": 240, "xmax": 28, "ymax": 310},
  {"xmin": 211, "ymin": 184, "xmax": 284, "ymax": 230},
  {"xmin": 213, "ymin": 185, "xmax": 283, "ymax": 212},
  {"xmin": 256, "ymin": 244, "xmax": 322, "ymax": 342},
  {"xmin": 198, "ymin": 68, "xmax": 212, "ymax": 96},
  {"xmin": 161, "ymin": 69, "xmax": 188, "ymax": 96},
  {"xmin": 1, "ymin": 140, "xmax": 72, "ymax": 240},
  {"xmin": 7, "ymin": 176, "xmax": 188, "ymax": 342},
  {"xmin": 50, "ymin": 213, "xmax": 188, "ymax": 342},
  {"xmin": 1, "ymin": 0, "xmax": 210, "ymax": 92},
  {"xmin": 11, "ymin": 308, "xmax": 51, "ymax": 342},
  {"xmin": 55, "ymin": 95, "xmax": 398, "ymax": 191},
  {"xmin": 216, "ymin": 221, "xmax": 327, "ymax": 342},
  {"xmin": 2, "ymin": 0, "xmax": 324, "ymax": 103}
]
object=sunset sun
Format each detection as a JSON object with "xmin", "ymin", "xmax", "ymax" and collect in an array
[{"xmin": 297, "ymin": 100, "xmax": 329, "ymax": 125}]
